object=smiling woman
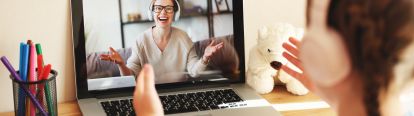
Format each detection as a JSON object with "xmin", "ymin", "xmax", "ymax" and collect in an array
[{"xmin": 99, "ymin": 0, "xmax": 225, "ymax": 84}]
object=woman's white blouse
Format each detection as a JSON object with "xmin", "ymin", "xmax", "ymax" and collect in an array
[{"xmin": 126, "ymin": 27, "xmax": 206, "ymax": 84}]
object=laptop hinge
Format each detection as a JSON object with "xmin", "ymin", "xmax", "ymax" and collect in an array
[
  {"xmin": 157, "ymin": 83, "xmax": 231, "ymax": 93},
  {"xmin": 95, "ymin": 92, "xmax": 133, "ymax": 99}
]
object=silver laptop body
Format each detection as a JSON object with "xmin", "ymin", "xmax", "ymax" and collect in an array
[{"xmin": 78, "ymin": 84, "xmax": 279, "ymax": 116}]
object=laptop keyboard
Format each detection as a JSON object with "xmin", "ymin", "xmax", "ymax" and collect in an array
[
  {"xmin": 100, "ymin": 89, "xmax": 243, "ymax": 115},
  {"xmin": 101, "ymin": 99, "xmax": 135, "ymax": 116}
]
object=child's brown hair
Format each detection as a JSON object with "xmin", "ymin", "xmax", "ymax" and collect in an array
[{"xmin": 308, "ymin": 0, "xmax": 414, "ymax": 115}]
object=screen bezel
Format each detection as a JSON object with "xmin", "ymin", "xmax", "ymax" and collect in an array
[{"xmin": 70, "ymin": 0, "xmax": 245, "ymax": 99}]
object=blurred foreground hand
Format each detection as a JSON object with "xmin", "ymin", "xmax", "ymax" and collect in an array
[{"xmin": 133, "ymin": 64, "xmax": 164, "ymax": 116}]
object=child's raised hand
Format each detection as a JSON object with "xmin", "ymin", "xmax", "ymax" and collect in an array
[
  {"xmin": 133, "ymin": 64, "xmax": 164, "ymax": 116},
  {"xmin": 281, "ymin": 37, "xmax": 314, "ymax": 91}
]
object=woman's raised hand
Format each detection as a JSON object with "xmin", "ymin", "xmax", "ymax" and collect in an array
[
  {"xmin": 100, "ymin": 47, "xmax": 125, "ymax": 65},
  {"xmin": 202, "ymin": 40, "xmax": 224, "ymax": 64}
]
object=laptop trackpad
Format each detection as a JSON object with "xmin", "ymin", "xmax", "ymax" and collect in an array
[
  {"xmin": 169, "ymin": 106, "xmax": 279, "ymax": 116},
  {"xmin": 207, "ymin": 106, "xmax": 280, "ymax": 116},
  {"xmin": 190, "ymin": 114, "xmax": 213, "ymax": 116}
]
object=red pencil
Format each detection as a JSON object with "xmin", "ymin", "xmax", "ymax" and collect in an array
[
  {"xmin": 36, "ymin": 54, "xmax": 44, "ymax": 110},
  {"xmin": 37, "ymin": 55, "xmax": 44, "ymax": 77},
  {"xmin": 40, "ymin": 64, "xmax": 51, "ymax": 80}
]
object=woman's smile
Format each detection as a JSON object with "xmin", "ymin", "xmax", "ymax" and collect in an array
[{"xmin": 158, "ymin": 15, "xmax": 169, "ymax": 23}]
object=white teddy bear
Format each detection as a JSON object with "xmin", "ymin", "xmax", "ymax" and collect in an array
[{"xmin": 247, "ymin": 23, "xmax": 309, "ymax": 95}]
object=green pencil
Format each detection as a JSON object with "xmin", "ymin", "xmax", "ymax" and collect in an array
[{"xmin": 36, "ymin": 44, "xmax": 55, "ymax": 116}]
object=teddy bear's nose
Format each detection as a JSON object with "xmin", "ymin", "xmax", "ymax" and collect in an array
[
  {"xmin": 270, "ymin": 61, "xmax": 282, "ymax": 70},
  {"xmin": 267, "ymin": 49, "xmax": 271, "ymax": 53}
]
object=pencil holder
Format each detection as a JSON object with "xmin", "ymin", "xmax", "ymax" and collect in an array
[{"xmin": 10, "ymin": 69, "xmax": 58, "ymax": 116}]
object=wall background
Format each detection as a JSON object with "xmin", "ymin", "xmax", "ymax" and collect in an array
[
  {"xmin": 84, "ymin": 0, "xmax": 235, "ymax": 53},
  {"xmin": 0, "ymin": 0, "xmax": 305, "ymax": 112}
]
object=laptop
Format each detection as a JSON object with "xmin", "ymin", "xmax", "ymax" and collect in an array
[{"xmin": 70, "ymin": 0, "xmax": 280, "ymax": 115}]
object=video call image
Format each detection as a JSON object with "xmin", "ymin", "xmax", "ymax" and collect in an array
[{"xmin": 83, "ymin": 0, "xmax": 239, "ymax": 90}]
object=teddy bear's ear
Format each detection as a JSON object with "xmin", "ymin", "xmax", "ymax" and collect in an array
[{"xmin": 258, "ymin": 26, "xmax": 269, "ymax": 40}]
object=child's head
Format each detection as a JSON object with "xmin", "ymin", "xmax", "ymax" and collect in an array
[{"xmin": 303, "ymin": 0, "xmax": 414, "ymax": 115}]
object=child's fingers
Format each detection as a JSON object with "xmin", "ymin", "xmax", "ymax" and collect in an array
[
  {"xmin": 134, "ymin": 67, "xmax": 146, "ymax": 100},
  {"xmin": 281, "ymin": 65, "xmax": 303, "ymax": 81},
  {"xmin": 282, "ymin": 52, "xmax": 304, "ymax": 70},
  {"xmin": 282, "ymin": 43, "xmax": 299, "ymax": 57},
  {"xmin": 143, "ymin": 64, "xmax": 155, "ymax": 90},
  {"xmin": 289, "ymin": 37, "xmax": 301, "ymax": 47}
]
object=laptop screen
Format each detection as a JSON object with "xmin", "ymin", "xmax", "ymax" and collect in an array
[{"xmin": 72, "ymin": 0, "xmax": 244, "ymax": 97}]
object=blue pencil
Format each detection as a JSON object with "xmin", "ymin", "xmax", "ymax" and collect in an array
[{"xmin": 18, "ymin": 43, "xmax": 29, "ymax": 116}]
